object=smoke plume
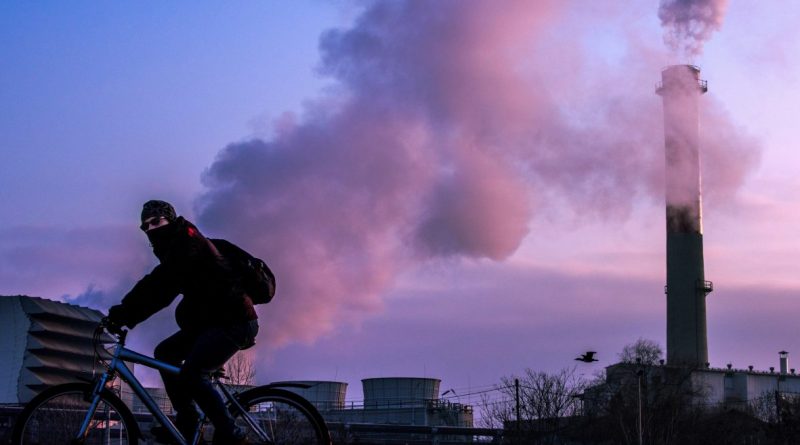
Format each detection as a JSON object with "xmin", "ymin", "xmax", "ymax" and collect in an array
[
  {"xmin": 658, "ymin": 0, "xmax": 729, "ymax": 58},
  {"xmin": 196, "ymin": 0, "xmax": 758, "ymax": 352}
]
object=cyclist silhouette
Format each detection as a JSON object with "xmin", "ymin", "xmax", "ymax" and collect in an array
[{"xmin": 106, "ymin": 200, "xmax": 258, "ymax": 444}]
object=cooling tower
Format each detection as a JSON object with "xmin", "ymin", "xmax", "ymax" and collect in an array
[
  {"xmin": 270, "ymin": 381, "xmax": 348, "ymax": 410},
  {"xmin": 362, "ymin": 377, "xmax": 441, "ymax": 409},
  {"xmin": 656, "ymin": 65, "xmax": 713, "ymax": 368}
]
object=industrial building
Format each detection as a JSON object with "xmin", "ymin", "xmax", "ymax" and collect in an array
[
  {"xmin": 127, "ymin": 377, "xmax": 478, "ymax": 443},
  {"xmin": 585, "ymin": 355, "xmax": 800, "ymax": 414},
  {"xmin": 0, "ymin": 296, "xmax": 126, "ymax": 442},
  {"xmin": 276, "ymin": 378, "xmax": 476, "ymax": 443},
  {"xmin": 0, "ymin": 295, "xmax": 479, "ymax": 443},
  {"xmin": 0, "ymin": 295, "xmax": 109, "ymax": 405}
]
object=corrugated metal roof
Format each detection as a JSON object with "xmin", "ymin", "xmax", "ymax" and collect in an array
[{"xmin": 0, "ymin": 295, "xmax": 105, "ymax": 404}]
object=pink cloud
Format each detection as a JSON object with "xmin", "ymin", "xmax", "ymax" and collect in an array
[{"xmin": 195, "ymin": 0, "xmax": 760, "ymax": 355}]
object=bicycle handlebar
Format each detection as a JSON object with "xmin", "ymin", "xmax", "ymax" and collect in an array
[{"xmin": 97, "ymin": 318, "xmax": 128, "ymax": 346}]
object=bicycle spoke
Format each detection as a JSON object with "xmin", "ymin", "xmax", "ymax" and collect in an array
[
  {"xmin": 233, "ymin": 388, "xmax": 331, "ymax": 445},
  {"xmin": 14, "ymin": 386, "xmax": 136, "ymax": 445}
]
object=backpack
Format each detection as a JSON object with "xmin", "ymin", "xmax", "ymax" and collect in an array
[{"xmin": 210, "ymin": 239, "xmax": 276, "ymax": 304}]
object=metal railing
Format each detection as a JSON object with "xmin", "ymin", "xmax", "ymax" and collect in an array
[{"xmin": 655, "ymin": 78, "xmax": 708, "ymax": 94}]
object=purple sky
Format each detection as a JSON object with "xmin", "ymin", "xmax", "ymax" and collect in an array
[{"xmin": 3, "ymin": 0, "xmax": 800, "ymax": 419}]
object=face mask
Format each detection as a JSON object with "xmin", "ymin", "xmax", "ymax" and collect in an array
[{"xmin": 146, "ymin": 223, "xmax": 178, "ymax": 259}]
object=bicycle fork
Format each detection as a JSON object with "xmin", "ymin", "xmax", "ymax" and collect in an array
[{"xmin": 73, "ymin": 372, "xmax": 112, "ymax": 444}]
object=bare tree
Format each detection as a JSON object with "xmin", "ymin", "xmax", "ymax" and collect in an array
[
  {"xmin": 747, "ymin": 390, "xmax": 800, "ymax": 444},
  {"xmin": 585, "ymin": 339, "xmax": 713, "ymax": 445},
  {"xmin": 749, "ymin": 390, "xmax": 780, "ymax": 424},
  {"xmin": 618, "ymin": 338, "xmax": 663, "ymax": 366},
  {"xmin": 225, "ymin": 350, "xmax": 256, "ymax": 386},
  {"xmin": 479, "ymin": 367, "xmax": 588, "ymax": 444}
]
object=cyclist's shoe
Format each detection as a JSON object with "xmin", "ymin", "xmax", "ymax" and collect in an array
[{"xmin": 212, "ymin": 425, "xmax": 248, "ymax": 445}]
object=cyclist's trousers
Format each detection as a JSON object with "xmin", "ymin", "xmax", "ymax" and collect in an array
[{"xmin": 153, "ymin": 321, "xmax": 259, "ymax": 434}]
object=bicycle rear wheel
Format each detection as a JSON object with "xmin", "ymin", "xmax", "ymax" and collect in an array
[
  {"xmin": 232, "ymin": 387, "xmax": 331, "ymax": 445},
  {"xmin": 11, "ymin": 382, "xmax": 139, "ymax": 445}
]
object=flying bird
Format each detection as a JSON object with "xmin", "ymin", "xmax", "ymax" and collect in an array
[{"xmin": 576, "ymin": 351, "xmax": 598, "ymax": 363}]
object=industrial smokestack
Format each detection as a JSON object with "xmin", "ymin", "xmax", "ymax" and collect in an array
[
  {"xmin": 780, "ymin": 351, "xmax": 789, "ymax": 376},
  {"xmin": 656, "ymin": 65, "xmax": 712, "ymax": 368}
]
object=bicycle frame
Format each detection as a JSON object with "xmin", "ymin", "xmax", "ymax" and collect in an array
[
  {"xmin": 77, "ymin": 337, "xmax": 188, "ymax": 445},
  {"xmin": 77, "ymin": 332, "xmax": 270, "ymax": 445}
]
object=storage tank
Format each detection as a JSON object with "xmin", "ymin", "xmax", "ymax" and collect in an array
[
  {"xmin": 270, "ymin": 381, "xmax": 348, "ymax": 410},
  {"xmin": 362, "ymin": 377, "xmax": 440, "ymax": 409}
]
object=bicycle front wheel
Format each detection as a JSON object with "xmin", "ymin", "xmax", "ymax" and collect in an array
[
  {"xmin": 11, "ymin": 382, "xmax": 139, "ymax": 445},
  {"xmin": 233, "ymin": 387, "xmax": 331, "ymax": 445}
]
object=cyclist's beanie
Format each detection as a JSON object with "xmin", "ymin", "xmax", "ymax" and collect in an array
[{"xmin": 141, "ymin": 200, "xmax": 177, "ymax": 222}]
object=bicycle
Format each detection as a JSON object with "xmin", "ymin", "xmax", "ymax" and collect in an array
[{"xmin": 11, "ymin": 322, "xmax": 332, "ymax": 445}]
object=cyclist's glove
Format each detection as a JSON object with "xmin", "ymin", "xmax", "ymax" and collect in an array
[{"xmin": 101, "ymin": 316, "xmax": 125, "ymax": 336}]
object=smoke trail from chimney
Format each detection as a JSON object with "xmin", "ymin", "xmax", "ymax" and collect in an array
[
  {"xmin": 191, "ymin": 1, "xmax": 759, "ymax": 353},
  {"xmin": 658, "ymin": 0, "xmax": 729, "ymax": 58}
]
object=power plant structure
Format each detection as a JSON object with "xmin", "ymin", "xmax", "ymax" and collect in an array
[
  {"xmin": 0, "ymin": 295, "xmax": 479, "ymax": 443},
  {"xmin": 656, "ymin": 65, "xmax": 713, "ymax": 368},
  {"xmin": 0, "ymin": 295, "xmax": 111, "ymax": 404},
  {"xmin": 584, "ymin": 66, "xmax": 800, "ymax": 420}
]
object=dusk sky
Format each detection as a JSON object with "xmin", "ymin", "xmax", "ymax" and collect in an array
[{"xmin": 2, "ymin": 0, "xmax": 800, "ymax": 418}]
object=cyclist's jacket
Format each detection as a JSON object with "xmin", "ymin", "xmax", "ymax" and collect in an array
[{"xmin": 108, "ymin": 217, "xmax": 258, "ymax": 332}]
